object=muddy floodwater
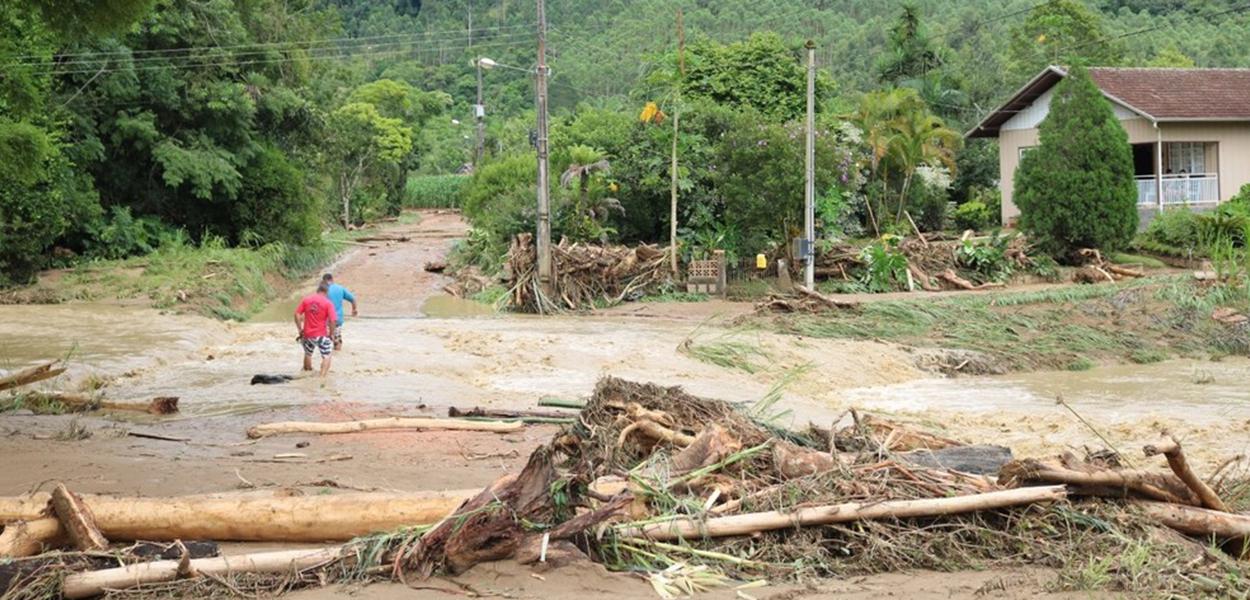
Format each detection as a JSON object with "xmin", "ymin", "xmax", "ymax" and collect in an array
[{"xmin": 842, "ymin": 358, "xmax": 1250, "ymax": 425}]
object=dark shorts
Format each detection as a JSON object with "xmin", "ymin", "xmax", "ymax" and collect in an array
[
  {"xmin": 301, "ymin": 336, "xmax": 333, "ymax": 357},
  {"xmin": 333, "ymin": 322, "xmax": 343, "ymax": 345}
]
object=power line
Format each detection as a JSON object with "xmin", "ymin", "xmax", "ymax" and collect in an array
[
  {"xmin": 21, "ymin": 34, "xmax": 534, "ymax": 77},
  {"xmin": 7, "ymin": 21, "xmax": 536, "ymax": 65}
]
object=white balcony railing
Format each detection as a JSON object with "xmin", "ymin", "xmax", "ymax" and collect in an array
[{"xmin": 1136, "ymin": 174, "xmax": 1219, "ymax": 206}]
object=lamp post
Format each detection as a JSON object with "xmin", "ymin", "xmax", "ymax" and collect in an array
[{"xmin": 473, "ymin": 57, "xmax": 497, "ymax": 169}]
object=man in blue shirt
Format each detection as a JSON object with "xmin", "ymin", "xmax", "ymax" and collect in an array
[{"xmin": 321, "ymin": 273, "xmax": 358, "ymax": 350}]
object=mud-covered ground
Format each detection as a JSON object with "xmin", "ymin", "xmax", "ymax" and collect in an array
[{"xmin": 3, "ymin": 210, "xmax": 1246, "ymax": 599}]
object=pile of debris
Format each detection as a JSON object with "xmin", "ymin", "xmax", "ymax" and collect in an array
[
  {"xmin": 505, "ymin": 233, "xmax": 672, "ymax": 313},
  {"xmin": 4, "ymin": 377, "xmax": 1249, "ymax": 599},
  {"xmin": 1073, "ymin": 248, "xmax": 1146, "ymax": 284},
  {"xmin": 815, "ymin": 233, "xmax": 1037, "ymax": 292}
]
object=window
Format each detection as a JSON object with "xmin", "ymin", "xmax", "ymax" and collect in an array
[{"xmin": 1166, "ymin": 142, "xmax": 1206, "ymax": 175}]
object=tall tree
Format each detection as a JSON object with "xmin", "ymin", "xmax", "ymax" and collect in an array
[
  {"xmin": 1008, "ymin": 0, "xmax": 1123, "ymax": 83},
  {"xmin": 1013, "ymin": 66, "xmax": 1137, "ymax": 257},
  {"xmin": 877, "ymin": 5, "xmax": 944, "ymax": 84}
]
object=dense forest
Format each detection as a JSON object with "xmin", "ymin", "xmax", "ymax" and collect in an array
[{"xmin": 3, "ymin": 0, "xmax": 1250, "ymax": 284}]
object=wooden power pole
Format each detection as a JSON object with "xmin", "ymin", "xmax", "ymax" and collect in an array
[
  {"xmin": 535, "ymin": 0, "xmax": 553, "ymax": 294},
  {"xmin": 803, "ymin": 40, "xmax": 816, "ymax": 289},
  {"xmin": 669, "ymin": 9, "xmax": 684, "ymax": 276}
]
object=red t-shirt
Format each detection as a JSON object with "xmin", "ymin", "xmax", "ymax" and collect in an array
[{"xmin": 295, "ymin": 294, "xmax": 337, "ymax": 338}]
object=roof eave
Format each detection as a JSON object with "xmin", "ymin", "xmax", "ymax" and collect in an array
[{"xmin": 963, "ymin": 65, "xmax": 1067, "ymax": 139}]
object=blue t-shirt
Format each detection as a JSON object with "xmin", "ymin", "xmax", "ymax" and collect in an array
[{"xmin": 326, "ymin": 283, "xmax": 355, "ymax": 325}]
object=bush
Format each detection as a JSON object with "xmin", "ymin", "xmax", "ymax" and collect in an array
[
  {"xmin": 953, "ymin": 200, "xmax": 993, "ymax": 232},
  {"xmin": 85, "ymin": 206, "xmax": 177, "ymax": 260},
  {"xmin": 405, "ymin": 174, "xmax": 468, "ymax": 209},
  {"xmin": 858, "ymin": 238, "xmax": 909, "ymax": 293},
  {"xmin": 234, "ymin": 147, "xmax": 320, "ymax": 246},
  {"xmin": 1014, "ymin": 66, "xmax": 1138, "ymax": 258},
  {"xmin": 1142, "ymin": 208, "xmax": 1202, "ymax": 249}
]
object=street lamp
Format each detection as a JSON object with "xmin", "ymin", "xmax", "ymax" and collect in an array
[{"xmin": 473, "ymin": 57, "xmax": 498, "ymax": 168}]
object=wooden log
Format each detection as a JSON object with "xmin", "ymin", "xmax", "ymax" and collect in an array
[
  {"xmin": 50, "ymin": 484, "xmax": 109, "ymax": 551},
  {"xmin": 794, "ymin": 285, "xmax": 859, "ymax": 309},
  {"xmin": 61, "ymin": 546, "xmax": 343, "ymax": 599},
  {"xmin": 1, "ymin": 490, "xmax": 478, "ymax": 542},
  {"xmin": 617, "ymin": 419, "xmax": 695, "ymax": 447},
  {"xmin": 1143, "ymin": 437, "xmax": 1228, "ymax": 513},
  {"xmin": 617, "ymin": 485, "xmax": 1067, "ymax": 541},
  {"xmin": 1, "ymin": 488, "xmax": 304, "ymax": 524},
  {"xmin": 1134, "ymin": 501, "xmax": 1250, "ymax": 540},
  {"xmin": 448, "ymin": 406, "xmax": 574, "ymax": 420},
  {"xmin": 246, "ymin": 417, "xmax": 523, "ymax": 439},
  {"xmin": 0, "ymin": 362, "xmax": 66, "ymax": 392},
  {"xmin": 938, "ymin": 269, "xmax": 1004, "ymax": 291},
  {"xmin": 32, "ymin": 392, "xmax": 179, "ymax": 415},
  {"xmin": 0, "ymin": 518, "xmax": 64, "ymax": 558},
  {"xmin": 0, "ymin": 541, "xmax": 219, "ymax": 592},
  {"xmin": 999, "ymin": 456, "xmax": 1200, "ymax": 505}
]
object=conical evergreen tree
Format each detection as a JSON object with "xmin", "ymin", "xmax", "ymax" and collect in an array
[{"xmin": 1014, "ymin": 66, "xmax": 1137, "ymax": 257}]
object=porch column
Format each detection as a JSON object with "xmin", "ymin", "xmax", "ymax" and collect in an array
[{"xmin": 1155, "ymin": 124, "xmax": 1163, "ymax": 211}]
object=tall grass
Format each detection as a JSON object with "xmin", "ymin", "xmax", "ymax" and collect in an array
[
  {"xmin": 57, "ymin": 234, "xmax": 344, "ymax": 321},
  {"xmin": 404, "ymin": 174, "xmax": 468, "ymax": 209}
]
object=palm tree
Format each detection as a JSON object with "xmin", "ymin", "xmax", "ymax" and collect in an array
[
  {"xmin": 852, "ymin": 88, "xmax": 961, "ymax": 229},
  {"xmin": 560, "ymin": 145, "xmax": 622, "ymax": 240}
]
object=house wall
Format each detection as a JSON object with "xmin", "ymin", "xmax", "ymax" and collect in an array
[{"xmin": 999, "ymin": 116, "xmax": 1250, "ymax": 224}]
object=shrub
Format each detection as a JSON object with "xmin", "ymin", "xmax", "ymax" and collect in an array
[
  {"xmin": 1142, "ymin": 208, "xmax": 1202, "ymax": 249},
  {"xmin": 953, "ymin": 200, "xmax": 993, "ymax": 232},
  {"xmin": 1014, "ymin": 66, "xmax": 1137, "ymax": 258},
  {"xmin": 858, "ymin": 238, "xmax": 909, "ymax": 293},
  {"xmin": 405, "ymin": 174, "xmax": 468, "ymax": 209},
  {"xmin": 85, "ymin": 206, "xmax": 177, "ymax": 260},
  {"xmin": 956, "ymin": 235, "xmax": 1015, "ymax": 282},
  {"xmin": 234, "ymin": 146, "xmax": 320, "ymax": 246}
]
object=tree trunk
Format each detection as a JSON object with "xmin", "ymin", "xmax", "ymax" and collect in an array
[
  {"xmin": 616, "ymin": 485, "xmax": 1067, "ymax": 541},
  {"xmin": 1, "ymin": 540, "xmax": 219, "ymax": 591},
  {"xmin": 1142, "ymin": 437, "xmax": 1228, "ymax": 512},
  {"xmin": 0, "ymin": 518, "xmax": 64, "ymax": 558},
  {"xmin": 34, "ymin": 392, "xmax": 178, "ymax": 415},
  {"xmin": 61, "ymin": 547, "xmax": 343, "ymax": 599},
  {"xmin": 1133, "ymin": 501, "xmax": 1250, "ymax": 547},
  {"xmin": 50, "ymin": 484, "xmax": 109, "ymax": 551},
  {"xmin": 1, "ymin": 490, "xmax": 478, "ymax": 543},
  {"xmin": 246, "ymin": 417, "xmax": 524, "ymax": 439},
  {"xmin": 0, "ymin": 362, "xmax": 66, "ymax": 392}
]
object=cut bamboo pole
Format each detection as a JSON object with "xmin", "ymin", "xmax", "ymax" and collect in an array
[
  {"xmin": 1143, "ymin": 436, "xmax": 1229, "ymax": 512},
  {"xmin": 617, "ymin": 485, "xmax": 1067, "ymax": 541},
  {"xmin": 1133, "ymin": 501, "xmax": 1250, "ymax": 539},
  {"xmin": 246, "ymin": 417, "xmax": 523, "ymax": 438},
  {"xmin": 0, "ymin": 518, "xmax": 64, "ymax": 558},
  {"xmin": 1, "ymin": 490, "xmax": 477, "ymax": 542},
  {"xmin": 0, "ymin": 362, "xmax": 66, "ymax": 392},
  {"xmin": 61, "ymin": 546, "xmax": 343, "ymax": 599},
  {"xmin": 50, "ymin": 484, "xmax": 108, "ymax": 551}
]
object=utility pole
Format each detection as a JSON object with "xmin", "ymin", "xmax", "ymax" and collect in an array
[
  {"xmin": 535, "ymin": 0, "xmax": 553, "ymax": 294},
  {"xmin": 803, "ymin": 40, "xmax": 816, "ymax": 289},
  {"xmin": 474, "ymin": 59, "xmax": 485, "ymax": 168},
  {"xmin": 670, "ymin": 8, "xmax": 684, "ymax": 276}
]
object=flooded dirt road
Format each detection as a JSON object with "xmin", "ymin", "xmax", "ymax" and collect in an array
[{"xmin": 0, "ymin": 209, "xmax": 1232, "ymax": 599}]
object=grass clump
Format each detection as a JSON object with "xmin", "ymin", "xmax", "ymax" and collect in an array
[{"xmin": 678, "ymin": 328, "xmax": 773, "ymax": 374}]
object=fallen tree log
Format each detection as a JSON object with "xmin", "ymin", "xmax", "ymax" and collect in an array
[
  {"xmin": 50, "ymin": 484, "xmax": 108, "ymax": 551},
  {"xmin": 0, "ymin": 362, "xmax": 66, "ymax": 392},
  {"xmin": 1143, "ymin": 436, "xmax": 1228, "ymax": 512},
  {"xmin": 1133, "ymin": 501, "xmax": 1250, "ymax": 553},
  {"xmin": 33, "ymin": 392, "xmax": 179, "ymax": 415},
  {"xmin": 0, "ymin": 541, "xmax": 219, "ymax": 592},
  {"xmin": 938, "ymin": 269, "xmax": 1004, "ymax": 291},
  {"xmin": 616, "ymin": 485, "xmax": 1067, "ymax": 541},
  {"xmin": 61, "ymin": 546, "xmax": 342, "ymax": 600},
  {"xmin": 999, "ymin": 455, "xmax": 1200, "ymax": 505},
  {"xmin": 1, "ymin": 488, "xmax": 305, "ymax": 524},
  {"xmin": 0, "ymin": 518, "xmax": 63, "ymax": 558},
  {"xmin": 1, "ymin": 490, "xmax": 478, "ymax": 543},
  {"xmin": 448, "ymin": 406, "xmax": 575, "ymax": 420},
  {"xmin": 246, "ymin": 417, "xmax": 523, "ymax": 439},
  {"xmin": 794, "ymin": 285, "xmax": 859, "ymax": 309}
]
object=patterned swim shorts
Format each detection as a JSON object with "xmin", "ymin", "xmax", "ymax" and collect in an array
[{"xmin": 301, "ymin": 336, "xmax": 333, "ymax": 357}]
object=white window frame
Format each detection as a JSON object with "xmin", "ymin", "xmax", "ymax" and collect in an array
[{"xmin": 1166, "ymin": 142, "xmax": 1206, "ymax": 175}]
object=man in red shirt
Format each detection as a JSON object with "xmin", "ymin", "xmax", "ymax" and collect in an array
[{"xmin": 294, "ymin": 282, "xmax": 338, "ymax": 376}]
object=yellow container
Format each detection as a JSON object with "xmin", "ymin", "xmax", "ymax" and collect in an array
[{"xmin": 755, "ymin": 254, "xmax": 767, "ymax": 270}]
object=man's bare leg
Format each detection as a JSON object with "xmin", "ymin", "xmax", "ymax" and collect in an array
[
  {"xmin": 303, "ymin": 354, "xmax": 313, "ymax": 371},
  {"xmin": 319, "ymin": 356, "xmax": 332, "ymax": 377}
]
